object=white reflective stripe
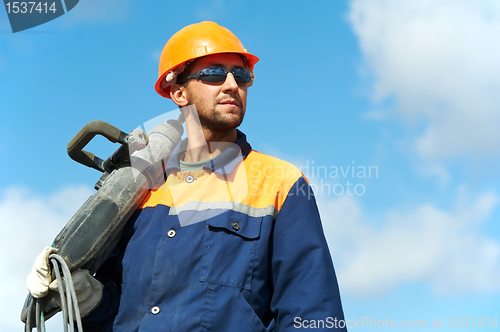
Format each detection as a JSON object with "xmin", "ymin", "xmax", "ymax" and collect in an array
[{"xmin": 168, "ymin": 201, "xmax": 277, "ymax": 219}]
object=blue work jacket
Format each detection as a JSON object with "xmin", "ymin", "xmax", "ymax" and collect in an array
[{"xmin": 82, "ymin": 131, "xmax": 347, "ymax": 331}]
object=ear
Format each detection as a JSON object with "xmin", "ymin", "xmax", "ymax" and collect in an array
[
  {"xmin": 170, "ymin": 84, "xmax": 189, "ymax": 107},
  {"xmin": 248, "ymin": 72, "xmax": 255, "ymax": 87}
]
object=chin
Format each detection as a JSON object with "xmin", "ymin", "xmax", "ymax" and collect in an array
[
  {"xmin": 219, "ymin": 119, "xmax": 243, "ymax": 130},
  {"xmin": 217, "ymin": 104, "xmax": 243, "ymax": 115},
  {"xmin": 216, "ymin": 116, "xmax": 244, "ymax": 130},
  {"xmin": 217, "ymin": 109, "xmax": 244, "ymax": 124}
]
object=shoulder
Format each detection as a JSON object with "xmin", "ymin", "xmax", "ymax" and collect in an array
[
  {"xmin": 241, "ymin": 149, "xmax": 310, "ymax": 212},
  {"xmin": 244, "ymin": 149, "xmax": 307, "ymax": 182}
]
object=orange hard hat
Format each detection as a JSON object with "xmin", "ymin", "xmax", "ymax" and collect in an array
[{"xmin": 155, "ymin": 21, "xmax": 259, "ymax": 99}]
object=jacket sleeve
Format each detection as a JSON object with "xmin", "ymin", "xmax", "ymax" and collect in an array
[
  {"xmin": 81, "ymin": 210, "xmax": 139, "ymax": 331},
  {"xmin": 270, "ymin": 176, "xmax": 347, "ymax": 331}
]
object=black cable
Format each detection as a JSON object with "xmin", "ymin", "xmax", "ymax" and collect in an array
[
  {"xmin": 25, "ymin": 254, "xmax": 84, "ymax": 332},
  {"xmin": 25, "ymin": 296, "xmax": 34, "ymax": 332},
  {"xmin": 52, "ymin": 259, "xmax": 68, "ymax": 332},
  {"xmin": 35, "ymin": 298, "xmax": 44, "ymax": 332},
  {"xmin": 49, "ymin": 254, "xmax": 83, "ymax": 332}
]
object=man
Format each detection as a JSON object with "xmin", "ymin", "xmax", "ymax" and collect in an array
[{"xmin": 27, "ymin": 21, "xmax": 347, "ymax": 331}]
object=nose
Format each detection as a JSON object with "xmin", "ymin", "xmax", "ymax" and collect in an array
[{"xmin": 221, "ymin": 72, "xmax": 239, "ymax": 93}]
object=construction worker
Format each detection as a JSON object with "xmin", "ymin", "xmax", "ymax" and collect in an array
[{"xmin": 27, "ymin": 21, "xmax": 347, "ymax": 331}]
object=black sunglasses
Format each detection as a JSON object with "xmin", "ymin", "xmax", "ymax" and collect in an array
[{"xmin": 182, "ymin": 67, "xmax": 252, "ymax": 85}]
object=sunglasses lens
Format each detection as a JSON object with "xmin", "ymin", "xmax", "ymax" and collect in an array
[
  {"xmin": 232, "ymin": 68, "xmax": 252, "ymax": 83},
  {"xmin": 201, "ymin": 74, "xmax": 227, "ymax": 82},
  {"xmin": 198, "ymin": 68, "xmax": 227, "ymax": 83},
  {"xmin": 195, "ymin": 67, "xmax": 252, "ymax": 84}
]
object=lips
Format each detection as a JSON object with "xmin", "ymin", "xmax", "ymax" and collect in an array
[{"xmin": 219, "ymin": 98, "xmax": 239, "ymax": 107}]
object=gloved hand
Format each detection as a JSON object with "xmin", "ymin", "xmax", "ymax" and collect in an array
[
  {"xmin": 26, "ymin": 247, "xmax": 104, "ymax": 318},
  {"xmin": 49, "ymin": 269, "xmax": 104, "ymax": 318},
  {"xmin": 26, "ymin": 246, "xmax": 57, "ymax": 298}
]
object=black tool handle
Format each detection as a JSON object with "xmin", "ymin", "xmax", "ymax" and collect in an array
[{"xmin": 67, "ymin": 120, "xmax": 128, "ymax": 172}]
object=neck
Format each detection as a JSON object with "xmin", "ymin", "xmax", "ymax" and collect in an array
[
  {"xmin": 203, "ymin": 128, "xmax": 238, "ymax": 144},
  {"xmin": 184, "ymin": 129, "xmax": 238, "ymax": 163},
  {"xmin": 182, "ymin": 107, "xmax": 237, "ymax": 162}
]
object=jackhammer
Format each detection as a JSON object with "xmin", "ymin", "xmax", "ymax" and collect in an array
[{"xmin": 21, "ymin": 115, "xmax": 184, "ymax": 331}]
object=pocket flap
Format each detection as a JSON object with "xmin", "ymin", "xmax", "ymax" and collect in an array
[{"xmin": 207, "ymin": 214, "xmax": 262, "ymax": 240}]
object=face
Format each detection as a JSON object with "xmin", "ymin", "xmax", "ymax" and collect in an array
[{"xmin": 173, "ymin": 53, "xmax": 248, "ymax": 132}]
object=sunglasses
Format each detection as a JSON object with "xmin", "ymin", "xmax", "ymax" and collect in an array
[{"xmin": 181, "ymin": 67, "xmax": 252, "ymax": 85}]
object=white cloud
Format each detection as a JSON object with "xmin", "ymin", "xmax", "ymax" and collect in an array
[
  {"xmin": 416, "ymin": 162, "xmax": 451, "ymax": 189},
  {"xmin": 320, "ymin": 190, "xmax": 500, "ymax": 298},
  {"xmin": 348, "ymin": 0, "xmax": 500, "ymax": 159},
  {"xmin": 0, "ymin": 185, "xmax": 93, "ymax": 332}
]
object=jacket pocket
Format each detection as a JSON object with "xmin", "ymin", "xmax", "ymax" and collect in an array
[{"xmin": 199, "ymin": 212, "xmax": 262, "ymax": 290}]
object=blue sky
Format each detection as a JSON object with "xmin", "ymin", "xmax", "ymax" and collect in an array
[{"xmin": 1, "ymin": 0, "xmax": 500, "ymax": 330}]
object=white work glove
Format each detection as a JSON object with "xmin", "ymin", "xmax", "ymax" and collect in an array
[
  {"xmin": 49, "ymin": 269, "xmax": 104, "ymax": 318},
  {"xmin": 26, "ymin": 246, "xmax": 57, "ymax": 298},
  {"xmin": 26, "ymin": 246, "xmax": 104, "ymax": 318}
]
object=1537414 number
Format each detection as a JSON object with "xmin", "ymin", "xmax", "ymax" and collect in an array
[{"xmin": 5, "ymin": 2, "xmax": 57, "ymax": 14}]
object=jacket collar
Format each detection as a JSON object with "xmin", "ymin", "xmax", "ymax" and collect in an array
[{"xmin": 165, "ymin": 130, "xmax": 252, "ymax": 176}]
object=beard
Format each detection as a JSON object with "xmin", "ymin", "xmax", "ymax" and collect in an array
[
  {"xmin": 199, "ymin": 105, "xmax": 245, "ymax": 130},
  {"xmin": 188, "ymin": 92, "xmax": 246, "ymax": 132}
]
